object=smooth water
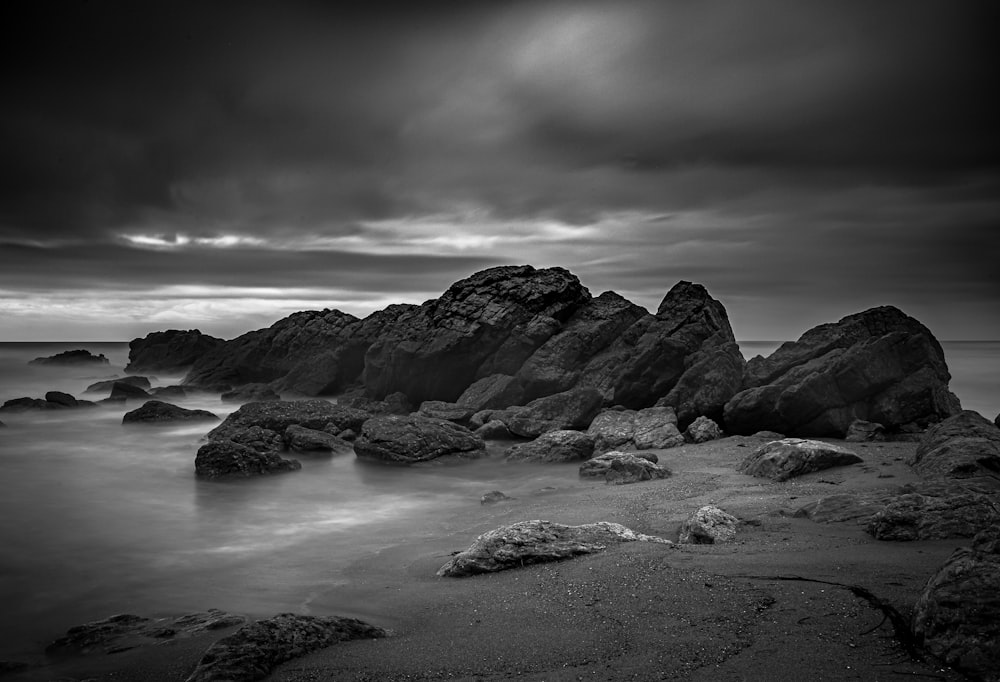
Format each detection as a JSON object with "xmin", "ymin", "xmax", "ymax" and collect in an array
[{"xmin": 0, "ymin": 340, "xmax": 996, "ymax": 662}]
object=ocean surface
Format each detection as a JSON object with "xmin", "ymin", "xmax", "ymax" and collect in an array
[{"xmin": 0, "ymin": 340, "xmax": 997, "ymax": 663}]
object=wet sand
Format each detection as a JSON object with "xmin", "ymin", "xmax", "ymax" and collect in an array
[{"xmin": 11, "ymin": 436, "xmax": 969, "ymax": 681}]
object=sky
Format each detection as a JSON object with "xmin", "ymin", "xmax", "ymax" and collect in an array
[{"xmin": 1, "ymin": 0, "xmax": 998, "ymax": 342}]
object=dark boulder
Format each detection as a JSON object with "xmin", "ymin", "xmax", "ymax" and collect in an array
[
  {"xmin": 866, "ymin": 482, "xmax": 1000, "ymax": 541},
  {"xmin": 912, "ymin": 527, "xmax": 1000, "ymax": 681},
  {"xmin": 126, "ymin": 329, "xmax": 225, "ymax": 374},
  {"xmin": 110, "ymin": 381, "xmax": 152, "ymax": 401},
  {"xmin": 578, "ymin": 451, "xmax": 671, "ymax": 484},
  {"xmin": 474, "ymin": 419, "xmax": 511, "ymax": 440},
  {"xmin": 494, "ymin": 387, "xmax": 604, "ymax": 438},
  {"xmin": 123, "ymin": 400, "xmax": 219, "ymax": 424},
  {"xmin": 909, "ymin": 410, "xmax": 1000, "ymax": 487},
  {"xmin": 1, "ymin": 394, "xmax": 96, "ymax": 411},
  {"xmin": 737, "ymin": 438, "xmax": 862, "ymax": 481},
  {"xmin": 353, "ymin": 415, "xmax": 486, "ymax": 464},
  {"xmin": 724, "ymin": 306, "xmax": 961, "ymax": 437},
  {"xmin": 284, "ymin": 425, "xmax": 352, "ymax": 453},
  {"xmin": 363, "ymin": 265, "xmax": 590, "ymax": 405},
  {"xmin": 221, "ymin": 383, "xmax": 280, "ymax": 404},
  {"xmin": 683, "ymin": 416, "xmax": 724, "ymax": 444},
  {"xmin": 678, "ymin": 505, "xmax": 738, "ymax": 544},
  {"xmin": 29, "ymin": 349, "xmax": 108, "ymax": 365},
  {"xmin": 437, "ymin": 520, "xmax": 672, "ymax": 577},
  {"xmin": 185, "ymin": 613, "xmax": 385, "ymax": 682},
  {"xmin": 195, "ymin": 441, "xmax": 301, "ymax": 478},
  {"xmin": 503, "ymin": 430, "xmax": 595, "ymax": 463},
  {"xmin": 44, "ymin": 390, "xmax": 79, "ymax": 407},
  {"xmin": 208, "ymin": 400, "xmax": 370, "ymax": 443},
  {"xmin": 85, "ymin": 375, "xmax": 152, "ymax": 394}
]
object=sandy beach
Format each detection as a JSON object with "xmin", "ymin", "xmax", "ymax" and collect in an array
[{"xmin": 14, "ymin": 434, "xmax": 972, "ymax": 682}]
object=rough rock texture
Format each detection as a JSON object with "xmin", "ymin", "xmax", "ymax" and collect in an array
[
  {"xmin": 845, "ymin": 419, "xmax": 887, "ymax": 442},
  {"xmin": 912, "ymin": 527, "xmax": 1000, "ymax": 682},
  {"xmin": 587, "ymin": 406, "xmax": 684, "ymax": 453},
  {"xmin": 909, "ymin": 411, "xmax": 1000, "ymax": 487},
  {"xmin": 0, "ymin": 394, "xmax": 96, "ymax": 411},
  {"xmin": 151, "ymin": 385, "xmax": 187, "ymax": 399},
  {"xmin": 110, "ymin": 381, "xmax": 152, "ymax": 401},
  {"xmin": 866, "ymin": 482, "xmax": 1000, "ymax": 541},
  {"xmin": 337, "ymin": 390, "xmax": 413, "ymax": 416},
  {"xmin": 195, "ymin": 441, "xmax": 301, "ymax": 478},
  {"xmin": 737, "ymin": 438, "xmax": 862, "ymax": 481},
  {"xmin": 684, "ymin": 416, "xmax": 724, "ymax": 444},
  {"xmin": 353, "ymin": 415, "xmax": 486, "ymax": 464},
  {"xmin": 29, "ymin": 349, "xmax": 108, "ymax": 365},
  {"xmin": 474, "ymin": 419, "xmax": 511, "ymax": 440},
  {"xmin": 456, "ymin": 374, "xmax": 525, "ymax": 411},
  {"xmin": 503, "ymin": 430, "xmax": 595, "ymax": 463},
  {"xmin": 185, "ymin": 613, "xmax": 386, "ymax": 682},
  {"xmin": 364, "ymin": 266, "xmax": 590, "ymax": 405},
  {"xmin": 578, "ymin": 451, "xmax": 671, "ymax": 485},
  {"xmin": 494, "ymin": 387, "xmax": 604, "ymax": 438},
  {"xmin": 416, "ymin": 400, "xmax": 477, "ymax": 425},
  {"xmin": 228, "ymin": 426, "xmax": 284, "ymax": 453},
  {"xmin": 724, "ymin": 306, "xmax": 961, "ymax": 437},
  {"xmin": 126, "ymin": 329, "xmax": 226, "ymax": 374},
  {"xmin": 85, "ymin": 375, "xmax": 152, "ymax": 394},
  {"xmin": 794, "ymin": 491, "xmax": 899, "ymax": 525},
  {"xmin": 208, "ymin": 400, "xmax": 370, "ymax": 443},
  {"xmin": 284, "ymin": 425, "xmax": 352, "ymax": 453},
  {"xmin": 122, "ymin": 400, "xmax": 219, "ymax": 424},
  {"xmin": 46, "ymin": 609, "xmax": 245, "ymax": 655},
  {"xmin": 221, "ymin": 383, "xmax": 281, "ymax": 403},
  {"xmin": 678, "ymin": 505, "xmax": 738, "ymax": 544},
  {"xmin": 437, "ymin": 520, "xmax": 672, "ymax": 577},
  {"xmin": 481, "ymin": 491, "xmax": 512, "ymax": 505}
]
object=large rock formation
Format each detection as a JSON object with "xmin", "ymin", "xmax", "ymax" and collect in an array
[
  {"xmin": 353, "ymin": 415, "xmax": 486, "ymax": 464},
  {"xmin": 909, "ymin": 410, "xmax": 1000, "ymax": 487},
  {"xmin": 737, "ymin": 438, "xmax": 862, "ymax": 481},
  {"xmin": 437, "ymin": 520, "xmax": 672, "ymax": 577},
  {"xmin": 724, "ymin": 306, "xmax": 961, "ymax": 437},
  {"xmin": 126, "ymin": 329, "xmax": 225, "ymax": 374}
]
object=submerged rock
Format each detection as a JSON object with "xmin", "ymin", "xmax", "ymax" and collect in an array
[
  {"xmin": 29, "ymin": 349, "xmax": 108, "ymax": 365},
  {"xmin": 578, "ymin": 451, "xmax": 671, "ymax": 485},
  {"xmin": 353, "ymin": 415, "xmax": 486, "ymax": 464},
  {"xmin": 737, "ymin": 438, "xmax": 862, "ymax": 481},
  {"xmin": 437, "ymin": 520, "xmax": 672, "ymax": 577},
  {"xmin": 195, "ymin": 441, "xmax": 301, "ymax": 478},
  {"xmin": 474, "ymin": 419, "xmax": 511, "ymax": 440},
  {"xmin": 503, "ymin": 430, "xmax": 595, "ymax": 463},
  {"xmin": 185, "ymin": 613, "xmax": 385, "ymax": 682},
  {"xmin": 679, "ymin": 505, "xmax": 738, "ymax": 544},
  {"xmin": 122, "ymin": 400, "xmax": 218, "ymax": 424},
  {"xmin": 909, "ymin": 410, "xmax": 1000, "ymax": 487}
]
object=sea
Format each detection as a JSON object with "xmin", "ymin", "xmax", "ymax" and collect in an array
[{"xmin": 0, "ymin": 340, "xmax": 997, "ymax": 665}]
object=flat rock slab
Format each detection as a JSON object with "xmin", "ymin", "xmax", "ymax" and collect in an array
[
  {"xmin": 437, "ymin": 519, "xmax": 672, "ymax": 577},
  {"xmin": 185, "ymin": 613, "xmax": 386, "ymax": 682},
  {"xmin": 122, "ymin": 400, "xmax": 218, "ymax": 424},
  {"xmin": 578, "ymin": 451, "xmax": 670, "ymax": 485},
  {"xmin": 353, "ymin": 415, "xmax": 485, "ymax": 464},
  {"xmin": 737, "ymin": 438, "xmax": 862, "ymax": 481}
]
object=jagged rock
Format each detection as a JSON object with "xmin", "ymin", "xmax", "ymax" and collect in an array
[
  {"xmin": 185, "ymin": 613, "xmax": 385, "ymax": 682},
  {"xmin": 195, "ymin": 441, "xmax": 301, "ymax": 478},
  {"xmin": 737, "ymin": 438, "xmax": 862, "ymax": 481},
  {"xmin": 866, "ymin": 482, "xmax": 1000, "ymax": 541},
  {"xmin": 481, "ymin": 490, "xmax": 512, "ymax": 505},
  {"xmin": 912, "ymin": 527, "xmax": 1000, "ymax": 682},
  {"xmin": 110, "ymin": 381, "xmax": 151, "ymax": 401},
  {"xmin": 724, "ymin": 306, "xmax": 961, "ymax": 437},
  {"xmin": 845, "ymin": 419, "xmax": 887, "ymax": 442},
  {"xmin": 495, "ymin": 387, "xmax": 604, "ymax": 438},
  {"xmin": 456, "ymin": 374, "xmax": 525, "ymax": 411},
  {"xmin": 474, "ymin": 419, "xmax": 511, "ymax": 440},
  {"xmin": 29, "ymin": 349, "xmax": 108, "ymax": 365},
  {"xmin": 684, "ymin": 416, "xmax": 724, "ymax": 444},
  {"xmin": 364, "ymin": 266, "xmax": 590, "ymax": 404},
  {"xmin": 578, "ymin": 451, "xmax": 671, "ymax": 484},
  {"xmin": 437, "ymin": 520, "xmax": 672, "ymax": 577},
  {"xmin": 221, "ymin": 383, "xmax": 280, "ymax": 404},
  {"xmin": 284, "ymin": 424, "xmax": 352, "ymax": 453},
  {"xmin": 587, "ymin": 406, "xmax": 683, "ymax": 453},
  {"xmin": 416, "ymin": 400, "xmax": 477, "ymax": 425},
  {"xmin": 353, "ymin": 415, "xmax": 486, "ymax": 464},
  {"xmin": 503, "ymin": 430, "xmax": 595, "ymax": 463},
  {"xmin": 122, "ymin": 400, "xmax": 219, "ymax": 424},
  {"xmin": 228, "ymin": 426, "xmax": 284, "ymax": 453},
  {"xmin": 208, "ymin": 400, "xmax": 370, "ymax": 443},
  {"xmin": 85, "ymin": 375, "xmax": 152, "ymax": 394},
  {"xmin": 909, "ymin": 410, "xmax": 1000, "ymax": 487},
  {"xmin": 679, "ymin": 505, "xmax": 738, "ymax": 544},
  {"xmin": 126, "ymin": 329, "xmax": 226, "ymax": 373}
]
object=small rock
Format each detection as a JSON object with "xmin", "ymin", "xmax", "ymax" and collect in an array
[
  {"xmin": 845, "ymin": 419, "xmax": 887, "ymax": 442},
  {"xmin": 45, "ymin": 390, "xmax": 79, "ymax": 407},
  {"xmin": 503, "ymin": 430, "xmax": 595, "ymax": 463},
  {"xmin": 679, "ymin": 505, "xmax": 738, "ymax": 544},
  {"xmin": 474, "ymin": 419, "xmax": 511, "ymax": 440},
  {"xmin": 122, "ymin": 400, "xmax": 219, "ymax": 424},
  {"xmin": 481, "ymin": 491, "xmax": 511, "ymax": 505},
  {"xmin": 737, "ymin": 438, "xmax": 862, "ymax": 481},
  {"xmin": 578, "ymin": 451, "xmax": 671, "ymax": 485},
  {"xmin": 684, "ymin": 416, "xmax": 724, "ymax": 444}
]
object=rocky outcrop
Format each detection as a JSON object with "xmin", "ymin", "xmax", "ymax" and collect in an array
[
  {"xmin": 364, "ymin": 266, "xmax": 590, "ymax": 405},
  {"xmin": 85, "ymin": 375, "xmax": 151, "ymax": 394},
  {"xmin": 909, "ymin": 411, "xmax": 1000, "ymax": 487},
  {"xmin": 866, "ymin": 482, "xmax": 1000, "ymax": 541},
  {"xmin": 737, "ymin": 438, "xmax": 862, "ymax": 481},
  {"xmin": 587, "ymin": 406, "xmax": 684, "ymax": 453},
  {"xmin": 29, "ymin": 349, "xmax": 108, "ymax": 365},
  {"xmin": 578, "ymin": 451, "xmax": 671, "ymax": 484},
  {"xmin": 185, "ymin": 613, "xmax": 386, "ymax": 682},
  {"xmin": 493, "ymin": 387, "xmax": 604, "ymax": 438},
  {"xmin": 437, "ymin": 520, "xmax": 672, "ymax": 577},
  {"xmin": 353, "ymin": 415, "xmax": 486, "ymax": 464},
  {"xmin": 126, "ymin": 329, "xmax": 226, "ymax": 374},
  {"xmin": 208, "ymin": 400, "xmax": 370, "ymax": 443},
  {"xmin": 678, "ymin": 505, "xmax": 738, "ymax": 544},
  {"xmin": 122, "ymin": 400, "xmax": 218, "ymax": 424},
  {"xmin": 912, "ymin": 527, "xmax": 1000, "ymax": 682},
  {"xmin": 724, "ymin": 306, "xmax": 961, "ymax": 437},
  {"xmin": 283, "ymin": 425, "xmax": 352, "ymax": 453},
  {"xmin": 503, "ymin": 430, "xmax": 595, "ymax": 463},
  {"xmin": 195, "ymin": 441, "xmax": 301, "ymax": 478},
  {"xmin": 0, "ymin": 393, "xmax": 96, "ymax": 411},
  {"xmin": 684, "ymin": 416, "xmax": 724, "ymax": 444}
]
